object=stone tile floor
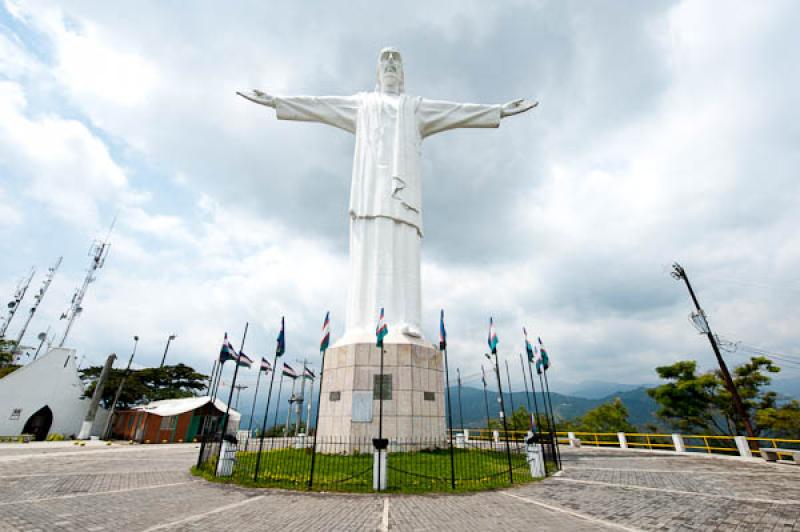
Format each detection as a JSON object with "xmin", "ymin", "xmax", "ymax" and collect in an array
[{"xmin": 0, "ymin": 442, "xmax": 797, "ymax": 531}]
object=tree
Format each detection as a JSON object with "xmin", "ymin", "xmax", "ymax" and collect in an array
[
  {"xmin": 756, "ymin": 401, "xmax": 800, "ymax": 439},
  {"xmin": 575, "ymin": 398, "xmax": 637, "ymax": 433},
  {"xmin": 648, "ymin": 357, "xmax": 781, "ymax": 436},
  {"xmin": 0, "ymin": 339, "xmax": 20, "ymax": 378},
  {"xmin": 79, "ymin": 363, "xmax": 208, "ymax": 409}
]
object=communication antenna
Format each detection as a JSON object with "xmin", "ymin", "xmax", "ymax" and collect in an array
[
  {"xmin": 13, "ymin": 257, "xmax": 62, "ymax": 359},
  {"xmin": 58, "ymin": 217, "xmax": 116, "ymax": 348},
  {"xmin": 0, "ymin": 267, "xmax": 36, "ymax": 339}
]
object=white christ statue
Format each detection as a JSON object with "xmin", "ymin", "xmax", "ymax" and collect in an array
[{"xmin": 239, "ymin": 47, "xmax": 537, "ymax": 344}]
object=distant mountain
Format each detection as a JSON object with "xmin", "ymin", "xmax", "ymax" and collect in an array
[
  {"xmin": 556, "ymin": 380, "xmax": 655, "ymax": 400},
  {"xmin": 445, "ymin": 385, "xmax": 661, "ymax": 430},
  {"xmin": 237, "ymin": 384, "xmax": 665, "ymax": 432}
]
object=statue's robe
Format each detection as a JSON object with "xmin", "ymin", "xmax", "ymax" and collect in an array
[{"xmin": 274, "ymin": 92, "xmax": 501, "ymax": 342}]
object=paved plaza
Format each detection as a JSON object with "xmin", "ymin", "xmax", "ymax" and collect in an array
[{"xmin": 0, "ymin": 442, "xmax": 798, "ymax": 531}]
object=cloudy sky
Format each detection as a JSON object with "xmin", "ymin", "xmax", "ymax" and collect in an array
[{"xmin": 1, "ymin": 0, "xmax": 798, "ymax": 398}]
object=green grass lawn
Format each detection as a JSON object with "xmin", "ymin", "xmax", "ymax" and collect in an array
[{"xmin": 193, "ymin": 447, "xmax": 544, "ymax": 493}]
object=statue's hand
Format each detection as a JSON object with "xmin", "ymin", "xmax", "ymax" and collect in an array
[
  {"xmin": 237, "ymin": 89, "xmax": 276, "ymax": 108},
  {"xmin": 501, "ymin": 99, "xmax": 538, "ymax": 117}
]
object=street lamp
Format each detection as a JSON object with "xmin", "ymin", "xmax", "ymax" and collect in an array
[{"xmin": 159, "ymin": 334, "xmax": 177, "ymax": 368}]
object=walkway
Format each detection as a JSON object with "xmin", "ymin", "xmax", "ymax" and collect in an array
[{"xmin": 0, "ymin": 442, "xmax": 797, "ymax": 530}]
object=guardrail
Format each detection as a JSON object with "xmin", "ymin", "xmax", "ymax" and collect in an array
[{"xmin": 443, "ymin": 429, "xmax": 800, "ymax": 461}]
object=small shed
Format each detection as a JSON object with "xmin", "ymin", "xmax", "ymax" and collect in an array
[{"xmin": 113, "ymin": 396, "xmax": 240, "ymax": 443}]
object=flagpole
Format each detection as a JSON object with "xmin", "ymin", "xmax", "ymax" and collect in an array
[
  {"xmin": 519, "ymin": 353, "xmax": 534, "ymax": 431},
  {"xmin": 481, "ymin": 365, "xmax": 490, "ymax": 428},
  {"xmin": 248, "ymin": 367, "xmax": 263, "ymax": 435},
  {"xmin": 491, "ymin": 350, "xmax": 514, "ymax": 484},
  {"xmin": 538, "ymin": 369, "xmax": 558, "ymax": 471},
  {"xmin": 286, "ymin": 376, "xmax": 296, "ymax": 435},
  {"xmin": 215, "ymin": 322, "xmax": 248, "ymax": 476},
  {"xmin": 441, "ymin": 324, "xmax": 456, "ymax": 490},
  {"xmin": 456, "ymin": 368, "xmax": 465, "ymax": 432},
  {"xmin": 253, "ymin": 354, "xmax": 279, "ymax": 482},
  {"xmin": 207, "ymin": 359, "xmax": 218, "ymax": 395},
  {"xmin": 196, "ymin": 338, "xmax": 227, "ymax": 468},
  {"xmin": 272, "ymin": 372, "xmax": 285, "ymax": 435},
  {"xmin": 505, "ymin": 359, "xmax": 516, "ymax": 430},
  {"xmin": 525, "ymin": 357, "xmax": 550, "ymax": 472},
  {"xmin": 542, "ymin": 366, "xmax": 562, "ymax": 469},
  {"xmin": 309, "ymin": 349, "xmax": 327, "ymax": 488}
]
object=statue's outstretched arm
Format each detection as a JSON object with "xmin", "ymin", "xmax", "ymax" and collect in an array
[
  {"xmin": 237, "ymin": 89, "xmax": 276, "ymax": 108},
  {"xmin": 501, "ymin": 99, "xmax": 538, "ymax": 118}
]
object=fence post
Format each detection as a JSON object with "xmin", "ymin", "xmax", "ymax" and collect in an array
[
  {"xmin": 617, "ymin": 432, "xmax": 627, "ymax": 449},
  {"xmin": 568, "ymin": 431, "xmax": 578, "ymax": 448},
  {"xmin": 373, "ymin": 449, "xmax": 387, "ymax": 491},
  {"xmin": 734, "ymin": 436, "xmax": 752, "ymax": 458},
  {"xmin": 526, "ymin": 442, "xmax": 546, "ymax": 478},
  {"xmin": 671, "ymin": 433, "xmax": 686, "ymax": 453}
]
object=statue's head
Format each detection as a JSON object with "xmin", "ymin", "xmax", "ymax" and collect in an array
[{"xmin": 376, "ymin": 47, "xmax": 404, "ymax": 94}]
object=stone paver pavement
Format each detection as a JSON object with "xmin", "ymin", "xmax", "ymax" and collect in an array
[{"xmin": 0, "ymin": 442, "xmax": 797, "ymax": 531}]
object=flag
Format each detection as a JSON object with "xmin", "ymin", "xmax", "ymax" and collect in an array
[
  {"xmin": 487, "ymin": 317, "xmax": 499, "ymax": 354},
  {"xmin": 237, "ymin": 351, "xmax": 254, "ymax": 368},
  {"xmin": 376, "ymin": 307, "xmax": 388, "ymax": 348},
  {"xmin": 282, "ymin": 363, "xmax": 298, "ymax": 379},
  {"xmin": 276, "ymin": 316, "xmax": 286, "ymax": 357},
  {"xmin": 439, "ymin": 309, "xmax": 447, "ymax": 351},
  {"xmin": 320, "ymin": 311, "xmax": 330, "ymax": 353},
  {"xmin": 303, "ymin": 367, "xmax": 315, "ymax": 381},
  {"xmin": 536, "ymin": 337, "xmax": 551, "ymax": 374},
  {"xmin": 219, "ymin": 333, "xmax": 237, "ymax": 363},
  {"xmin": 523, "ymin": 327, "xmax": 534, "ymax": 362},
  {"xmin": 260, "ymin": 357, "xmax": 272, "ymax": 373}
]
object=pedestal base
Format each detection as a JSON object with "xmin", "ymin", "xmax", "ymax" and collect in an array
[{"xmin": 317, "ymin": 342, "xmax": 446, "ymax": 443}]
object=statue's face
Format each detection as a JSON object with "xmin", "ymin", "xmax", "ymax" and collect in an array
[{"xmin": 378, "ymin": 48, "xmax": 403, "ymax": 93}]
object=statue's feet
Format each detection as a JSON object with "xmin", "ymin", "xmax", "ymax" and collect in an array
[{"xmin": 400, "ymin": 324, "xmax": 422, "ymax": 338}]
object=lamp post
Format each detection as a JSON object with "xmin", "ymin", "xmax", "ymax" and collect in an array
[{"xmin": 159, "ymin": 334, "xmax": 177, "ymax": 368}]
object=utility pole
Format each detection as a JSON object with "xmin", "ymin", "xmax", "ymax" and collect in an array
[
  {"xmin": 79, "ymin": 353, "xmax": 116, "ymax": 439},
  {"xmin": 671, "ymin": 263, "xmax": 756, "ymax": 438},
  {"xmin": 234, "ymin": 384, "xmax": 248, "ymax": 410},
  {"xmin": 32, "ymin": 328, "xmax": 50, "ymax": 361},
  {"xmin": 103, "ymin": 336, "xmax": 138, "ymax": 439},
  {"xmin": 14, "ymin": 257, "xmax": 61, "ymax": 360},
  {"xmin": 159, "ymin": 334, "xmax": 177, "ymax": 368}
]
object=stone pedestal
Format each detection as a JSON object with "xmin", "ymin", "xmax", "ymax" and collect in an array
[{"xmin": 316, "ymin": 342, "xmax": 446, "ymax": 443}]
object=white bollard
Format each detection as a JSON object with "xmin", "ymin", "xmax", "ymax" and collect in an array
[
  {"xmin": 568, "ymin": 432, "xmax": 579, "ymax": 448},
  {"xmin": 216, "ymin": 440, "xmax": 236, "ymax": 477},
  {"xmin": 294, "ymin": 433, "xmax": 306, "ymax": 449},
  {"xmin": 464, "ymin": 429, "xmax": 470, "ymax": 443},
  {"xmin": 672, "ymin": 433, "xmax": 686, "ymax": 453},
  {"xmin": 617, "ymin": 432, "xmax": 628, "ymax": 449},
  {"xmin": 493, "ymin": 430, "xmax": 500, "ymax": 444},
  {"xmin": 527, "ymin": 443, "xmax": 546, "ymax": 478},
  {"xmin": 373, "ymin": 450, "xmax": 387, "ymax": 491},
  {"xmin": 455, "ymin": 433, "xmax": 465, "ymax": 449},
  {"xmin": 734, "ymin": 436, "xmax": 752, "ymax": 458}
]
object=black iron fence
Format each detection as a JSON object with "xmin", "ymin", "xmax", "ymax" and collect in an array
[{"xmin": 195, "ymin": 431, "xmax": 559, "ymax": 493}]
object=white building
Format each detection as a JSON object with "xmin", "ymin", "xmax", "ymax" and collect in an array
[{"xmin": 0, "ymin": 348, "xmax": 108, "ymax": 440}]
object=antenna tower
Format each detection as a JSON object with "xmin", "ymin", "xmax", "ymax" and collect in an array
[
  {"xmin": 58, "ymin": 219, "xmax": 115, "ymax": 348},
  {"xmin": 13, "ymin": 256, "xmax": 62, "ymax": 359},
  {"xmin": 0, "ymin": 268, "xmax": 36, "ymax": 339}
]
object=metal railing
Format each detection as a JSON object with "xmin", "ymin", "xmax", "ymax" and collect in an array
[{"xmin": 196, "ymin": 432, "xmax": 558, "ymax": 492}]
